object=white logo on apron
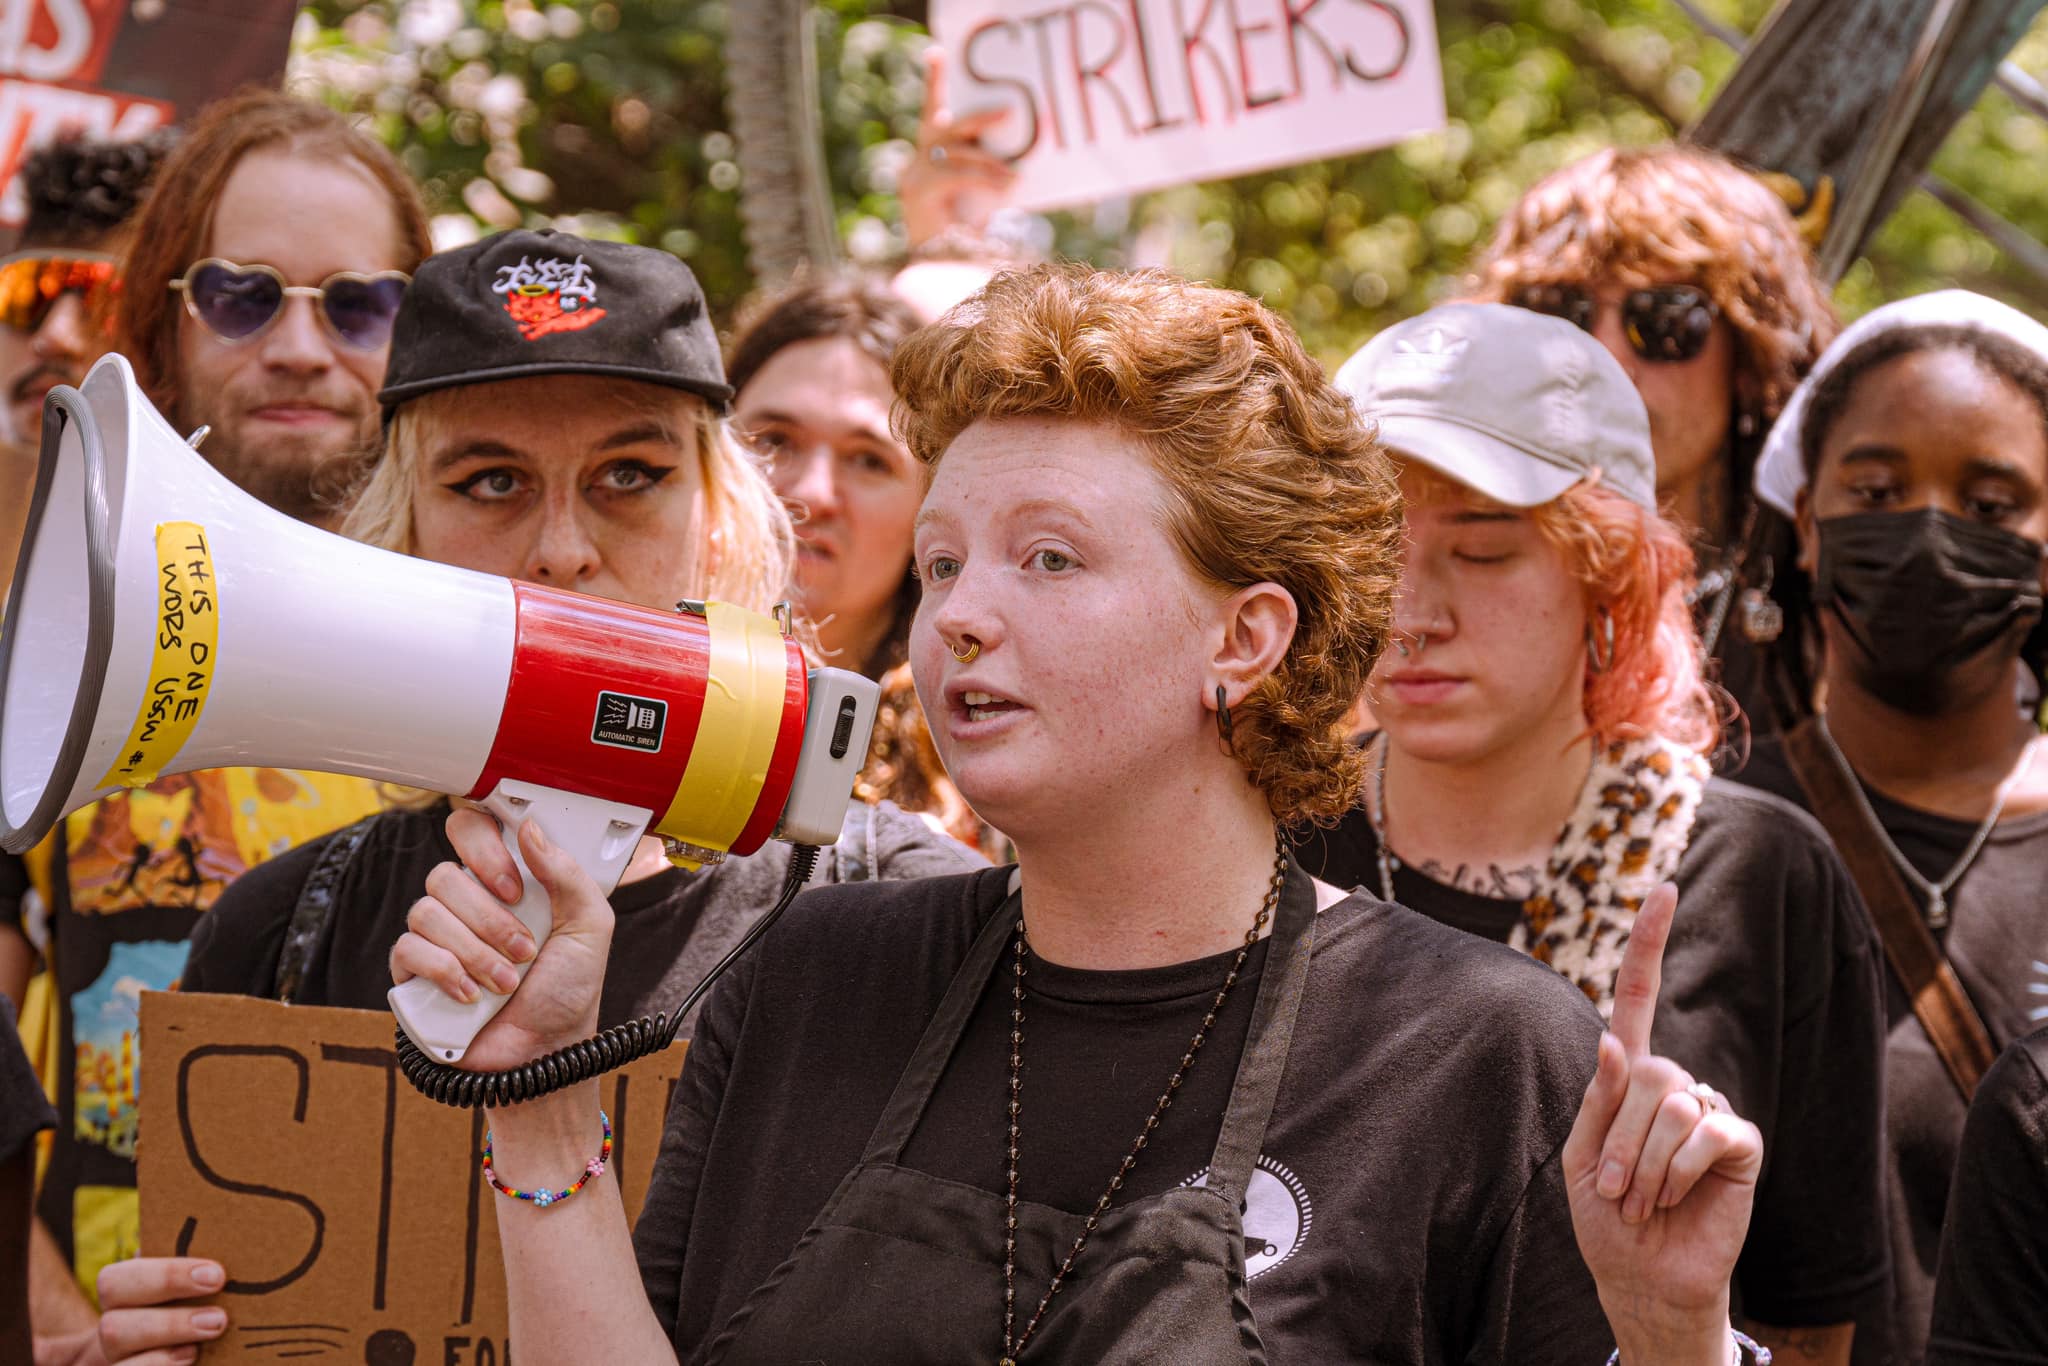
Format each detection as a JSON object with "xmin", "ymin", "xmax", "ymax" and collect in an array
[{"xmin": 1179, "ymin": 1155, "xmax": 1314, "ymax": 1278}]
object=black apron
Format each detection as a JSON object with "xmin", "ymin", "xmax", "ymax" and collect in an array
[{"xmin": 700, "ymin": 864, "xmax": 1321, "ymax": 1365}]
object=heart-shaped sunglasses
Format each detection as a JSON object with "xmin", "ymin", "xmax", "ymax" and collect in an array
[
  {"xmin": 169, "ymin": 258, "xmax": 410, "ymax": 352},
  {"xmin": 1511, "ymin": 283, "xmax": 1721, "ymax": 364}
]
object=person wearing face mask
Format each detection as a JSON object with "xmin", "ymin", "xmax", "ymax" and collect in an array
[
  {"xmin": 1744, "ymin": 291, "xmax": 2048, "ymax": 1366},
  {"xmin": 168, "ymin": 232, "xmax": 979, "ymax": 1026},
  {"xmin": 1305, "ymin": 303, "xmax": 1888, "ymax": 1366}
]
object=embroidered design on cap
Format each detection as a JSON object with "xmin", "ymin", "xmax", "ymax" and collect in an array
[
  {"xmin": 1391, "ymin": 326, "xmax": 1469, "ymax": 361},
  {"xmin": 491, "ymin": 253, "xmax": 608, "ymax": 341}
]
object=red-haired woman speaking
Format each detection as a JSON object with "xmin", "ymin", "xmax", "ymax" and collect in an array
[
  {"xmin": 104, "ymin": 269, "xmax": 1774, "ymax": 1364},
  {"xmin": 1311, "ymin": 303, "xmax": 1890, "ymax": 1366}
]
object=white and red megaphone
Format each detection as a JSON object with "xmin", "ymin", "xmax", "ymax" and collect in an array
[{"xmin": 0, "ymin": 354, "xmax": 877, "ymax": 1062}]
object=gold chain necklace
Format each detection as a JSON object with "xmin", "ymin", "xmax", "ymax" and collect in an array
[{"xmin": 998, "ymin": 835, "xmax": 1288, "ymax": 1364}]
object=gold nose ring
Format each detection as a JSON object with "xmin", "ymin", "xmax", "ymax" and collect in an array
[{"xmin": 951, "ymin": 639, "xmax": 981, "ymax": 663}]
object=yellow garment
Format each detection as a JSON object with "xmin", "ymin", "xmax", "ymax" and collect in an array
[{"xmin": 29, "ymin": 768, "xmax": 386, "ymax": 1305}]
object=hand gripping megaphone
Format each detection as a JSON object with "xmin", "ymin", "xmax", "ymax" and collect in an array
[{"xmin": 0, "ymin": 354, "xmax": 878, "ymax": 1064}]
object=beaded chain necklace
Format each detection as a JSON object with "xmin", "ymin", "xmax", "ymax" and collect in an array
[{"xmin": 998, "ymin": 835, "xmax": 1289, "ymax": 1365}]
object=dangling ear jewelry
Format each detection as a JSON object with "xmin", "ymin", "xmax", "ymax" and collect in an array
[
  {"xmin": 951, "ymin": 637, "xmax": 981, "ymax": 663},
  {"xmin": 1586, "ymin": 607, "xmax": 1616, "ymax": 674},
  {"xmin": 1736, "ymin": 409, "xmax": 1759, "ymax": 439},
  {"xmin": 1215, "ymin": 683, "xmax": 1234, "ymax": 753}
]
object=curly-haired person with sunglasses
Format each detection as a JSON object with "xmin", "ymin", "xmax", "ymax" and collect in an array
[
  {"xmin": 1471, "ymin": 145, "xmax": 1840, "ymax": 779},
  {"xmin": 114, "ymin": 86, "xmax": 431, "ymax": 529}
]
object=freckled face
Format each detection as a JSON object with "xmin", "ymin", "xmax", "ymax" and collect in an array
[
  {"xmin": 910, "ymin": 417, "xmax": 1223, "ymax": 838},
  {"xmin": 1371, "ymin": 467, "xmax": 1589, "ymax": 766}
]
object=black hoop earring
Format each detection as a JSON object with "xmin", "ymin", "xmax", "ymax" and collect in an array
[{"xmin": 1215, "ymin": 683, "xmax": 1234, "ymax": 753}]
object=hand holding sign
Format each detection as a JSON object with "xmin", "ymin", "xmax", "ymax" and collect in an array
[
  {"xmin": 1563, "ymin": 884, "xmax": 1763, "ymax": 1362},
  {"xmin": 32, "ymin": 1257, "xmax": 228, "ymax": 1366},
  {"xmin": 899, "ymin": 45, "xmax": 1019, "ymax": 249},
  {"xmin": 388, "ymin": 808, "xmax": 617, "ymax": 1074}
]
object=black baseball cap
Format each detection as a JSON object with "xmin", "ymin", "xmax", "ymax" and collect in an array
[{"xmin": 378, "ymin": 228, "xmax": 733, "ymax": 415}]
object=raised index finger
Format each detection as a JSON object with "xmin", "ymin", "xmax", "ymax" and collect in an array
[{"xmin": 1609, "ymin": 881, "xmax": 1677, "ymax": 1058}]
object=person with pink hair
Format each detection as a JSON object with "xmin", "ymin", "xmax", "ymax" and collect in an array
[{"xmin": 1307, "ymin": 302, "xmax": 1890, "ymax": 1366}]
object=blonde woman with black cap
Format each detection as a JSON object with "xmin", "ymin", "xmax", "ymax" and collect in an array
[
  {"xmin": 179, "ymin": 230, "xmax": 978, "ymax": 1015},
  {"xmin": 1310, "ymin": 303, "xmax": 1888, "ymax": 1366}
]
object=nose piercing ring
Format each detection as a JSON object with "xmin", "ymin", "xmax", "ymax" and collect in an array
[{"xmin": 951, "ymin": 638, "xmax": 981, "ymax": 663}]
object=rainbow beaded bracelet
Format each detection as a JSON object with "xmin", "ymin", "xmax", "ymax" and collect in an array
[{"xmin": 481, "ymin": 1110, "xmax": 612, "ymax": 1208}]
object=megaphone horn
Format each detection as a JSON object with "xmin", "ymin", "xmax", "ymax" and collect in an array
[{"xmin": 0, "ymin": 353, "xmax": 878, "ymax": 1063}]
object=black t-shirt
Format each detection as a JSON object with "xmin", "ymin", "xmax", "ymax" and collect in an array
[
  {"xmin": 633, "ymin": 867, "xmax": 1616, "ymax": 1363},
  {"xmin": 1741, "ymin": 755, "xmax": 2048, "ymax": 1366},
  {"xmin": 0, "ymin": 992, "xmax": 54, "ymax": 1165},
  {"xmin": 1926, "ymin": 1023, "xmax": 2048, "ymax": 1365},
  {"xmin": 183, "ymin": 800, "xmax": 983, "ymax": 1027},
  {"xmin": 1297, "ymin": 778, "xmax": 1892, "ymax": 1330}
]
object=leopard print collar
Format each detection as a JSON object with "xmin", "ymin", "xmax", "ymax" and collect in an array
[{"xmin": 1509, "ymin": 733, "xmax": 1710, "ymax": 1018}]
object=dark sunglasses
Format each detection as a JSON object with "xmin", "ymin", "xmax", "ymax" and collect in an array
[
  {"xmin": 1511, "ymin": 283, "xmax": 1721, "ymax": 364},
  {"xmin": 169, "ymin": 258, "xmax": 409, "ymax": 351},
  {"xmin": 0, "ymin": 251, "xmax": 120, "ymax": 333}
]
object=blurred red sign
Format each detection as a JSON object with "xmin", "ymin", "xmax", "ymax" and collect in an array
[{"xmin": 0, "ymin": 0, "xmax": 299, "ymax": 228}]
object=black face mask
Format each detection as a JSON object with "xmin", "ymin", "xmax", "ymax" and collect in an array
[{"xmin": 1814, "ymin": 508, "xmax": 2046, "ymax": 715}]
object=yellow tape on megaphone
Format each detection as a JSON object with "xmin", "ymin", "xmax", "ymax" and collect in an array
[{"xmin": 99, "ymin": 522, "xmax": 218, "ymax": 788}]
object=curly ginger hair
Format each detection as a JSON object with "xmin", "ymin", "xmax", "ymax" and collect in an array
[{"xmin": 890, "ymin": 264, "xmax": 1404, "ymax": 827}]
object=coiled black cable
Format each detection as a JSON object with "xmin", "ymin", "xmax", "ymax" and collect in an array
[{"xmin": 396, "ymin": 843, "xmax": 821, "ymax": 1109}]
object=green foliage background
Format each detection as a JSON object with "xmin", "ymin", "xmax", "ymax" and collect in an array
[{"xmin": 288, "ymin": 0, "xmax": 2048, "ymax": 367}]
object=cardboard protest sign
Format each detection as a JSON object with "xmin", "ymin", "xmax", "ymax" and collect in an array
[
  {"xmin": 930, "ymin": 0, "xmax": 1444, "ymax": 212},
  {"xmin": 139, "ymin": 992, "xmax": 689, "ymax": 1364},
  {"xmin": 0, "ymin": 0, "xmax": 298, "ymax": 227}
]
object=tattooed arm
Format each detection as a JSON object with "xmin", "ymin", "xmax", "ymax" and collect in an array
[
  {"xmin": 1747, "ymin": 1321, "xmax": 1852, "ymax": 1365},
  {"xmin": 1411, "ymin": 859, "xmax": 1548, "ymax": 900}
]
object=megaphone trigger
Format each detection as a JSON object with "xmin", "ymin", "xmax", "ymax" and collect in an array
[{"xmin": 387, "ymin": 779, "xmax": 651, "ymax": 1063}]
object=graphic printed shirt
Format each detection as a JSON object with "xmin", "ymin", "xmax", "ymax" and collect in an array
[{"xmin": 0, "ymin": 770, "xmax": 385, "ymax": 1297}]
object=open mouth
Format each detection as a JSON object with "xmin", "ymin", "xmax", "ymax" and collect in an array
[{"xmin": 961, "ymin": 690, "xmax": 1023, "ymax": 723}]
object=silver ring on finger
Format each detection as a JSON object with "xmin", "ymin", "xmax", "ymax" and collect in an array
[
  {"xmin": 1685, "ymin": 1080, "xmax": 1729, "ymax": 1114},
  {"xmin": 929, "ymin": 143, "xmax": 949, "ymax": 164}
]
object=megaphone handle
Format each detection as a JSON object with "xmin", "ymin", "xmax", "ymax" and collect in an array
[{"xmin": 387, "ymin": 780, "xmax": 651, "ymax": 1065}]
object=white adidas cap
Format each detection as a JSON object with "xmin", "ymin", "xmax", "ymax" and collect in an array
[{"xmin": 1334, "ymin": 301, "xmax": 1658, "ymax": 511}]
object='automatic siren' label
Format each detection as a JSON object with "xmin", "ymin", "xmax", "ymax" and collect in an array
[{"xmin": 592, "ymin": 691, "xmax": 667, "ymax": 753}]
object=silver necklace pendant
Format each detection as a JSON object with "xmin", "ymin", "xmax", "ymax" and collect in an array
[{"xmin": 1926, "ymin": 887, "xmax": 1949, "ymax": 929}]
